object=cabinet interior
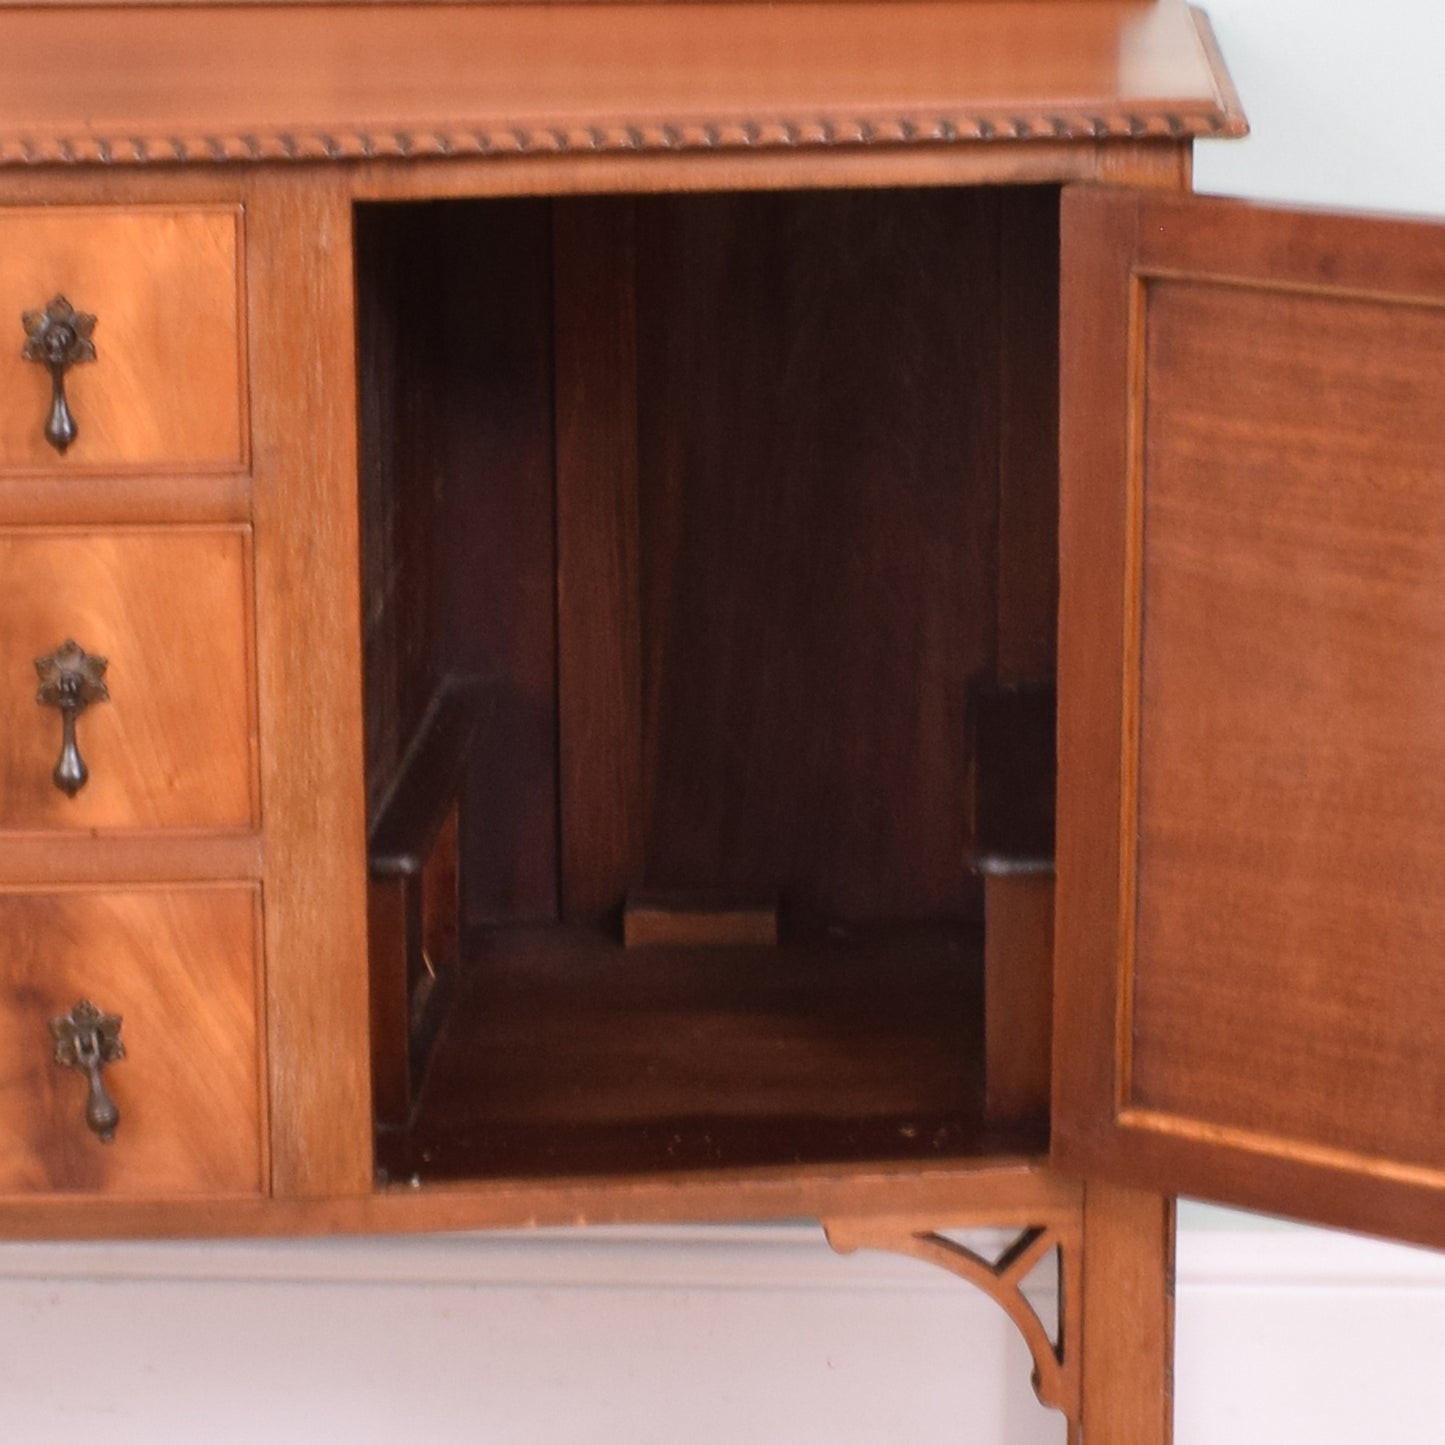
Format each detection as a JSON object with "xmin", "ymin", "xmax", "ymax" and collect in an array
[{"xmin": 356, "ymin": 186, "xmax": 1061, "ymax": 1183}]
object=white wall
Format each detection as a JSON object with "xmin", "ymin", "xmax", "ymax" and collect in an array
[
  {"xmin": 6, "ymin": 3, "xmax": 1444, "ymax": 1440},
  {"xmin": 3, "ymin": 1221, "xmax": 1445, "ymax": 1442},
  {"xmin": 1192, "ymin": 0, "xmax": 1445, "ymax": 216}
]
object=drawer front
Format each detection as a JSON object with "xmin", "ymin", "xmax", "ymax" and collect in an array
[
  {"xmin": 0, "ymin": 528, "xmax": 255, "ymax": 830},
  {"xmin": 0, "ymin": 885, "xmax": 264, "ymax": 1196},
  {"xmin": 0, "ymin": 207, "xmax": 245, "ymax": 471}
]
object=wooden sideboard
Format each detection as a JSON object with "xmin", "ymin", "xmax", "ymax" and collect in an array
[{"xmin": 2, "ymin": 2, "xmax": 1443, "ymax": 1439}]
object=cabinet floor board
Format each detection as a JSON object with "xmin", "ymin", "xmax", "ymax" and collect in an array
[{"xmin": 381, "ymin": 922, "xmax": 1037, "ymax": 1182}]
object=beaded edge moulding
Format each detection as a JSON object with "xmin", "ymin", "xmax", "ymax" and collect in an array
[
  {"xmin": 0, "ymin": 0, "xmax": 1247, "ymax": 166},
  {"xmin": 0, "ymin": 107, "xmax": 1246, "ymax": 168}
]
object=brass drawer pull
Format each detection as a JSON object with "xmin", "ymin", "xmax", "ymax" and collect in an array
[
  {"xmin": 21, "ymin": 294, "xmax": 97, "ymax": 455},
  {"xmin": 50, "ymin": 998, "xmax": 125, "ymax": 1143},
  {"xmin": 34, "ymin": 639, "xmax": 109, "ymax": 797}
]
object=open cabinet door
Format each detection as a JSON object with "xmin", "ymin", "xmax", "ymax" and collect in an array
[{"xmin": 1053, "ymin": 185, "xmax": 1445, "ymax": 1248}]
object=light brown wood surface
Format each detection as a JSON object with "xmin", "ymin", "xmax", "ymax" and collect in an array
[
  {"xmin": 0, "ymin": 207, "xmax": 244, "ymax": 470},
  {"xmin": 0, "ymin": 527, "xmax": 256, "ymax": 830},
  {"xmin": 0, "ymin": 884, "xmax": 264, "ymax": 1196},
  {"xmin": 1054, "ymin": 184, "xmax": 1445, "ymax": 1248},
  {"xmin": 1075, "ymin": 1183, "xmax": 1174, "ymax": 1445},
  {"xmin": 247, "ymin": 172, "xmax": 373, "ymax": 1199},
  {"xmin": 0, "ymin": 2, "xmax": 1243, "ymax": 167},
  {"xmin": 984, "ymin": 873, "xmax": 1054, "ymax": 1126},
  {"xmin": 0, "ymin": 1154, "xmax": 1075, "ymax": 1238}
]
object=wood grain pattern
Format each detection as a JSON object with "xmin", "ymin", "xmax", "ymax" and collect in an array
[
  {"xmin": 983, "ymin": 872, "xmax": 1054, "ymax": 1126},
  {"xmin": 634, "ymin": 188, "xmax": 999, "ymax": 920},
  {"xmin": 0, "ymin": 1154, "xmax": 1075, "ymax": 1239},
  {"xmin": 0, "ymin": 884, "xmax": 264, "ymax": 1196},
  {"xmin": 346, "ymin": 139, "xmax": 1198, "ymax": 204},
  {"xmin": 0, "ymin": 527, "xmax": 255, "ymax": 830},
  {"xmin": 995, "ymin": 186, "xmax": 1061, "ymax": 681},
  {"xmin": 356, "ymin": 200, "xmax": 559, "ymax": 927},
  {"xmin": 0, "ymin": 2, "xmax": 1244, "ymax": 168},
  {"xmin": 1052, "ymin": 184, "xmax": 1140, "ymax": 1185},
  {"xmin": 1054, "ymin": 186, "xmax": 1445, "ymax": 1245},
  {"xmin": 555, "ymin": 196, "xmax": 643, "ymax": 921},
  {"xmin": 0, "ymin": 207, "xmax": 244, "ymax": 470},
  {"xmin": 379, "ymin": 921, "xmax": 1017, "ymax": 1180},
  {"xmin": 1131, "ymin": 273, "xmax": 1445, "ymax": 1169},
  {"xmin": 0, "ymin": 833, "xmax": 260, "ymax": 887},
  {"xmin": 355, "ymin": 205, "xmax": 438, "ymax": 820},
  {"xmin": 1075, "ymin": 1183, "xmax": 1174, "ymax": 1445},
  {"xmin": 622, "ymin": 895, "xmax": 779, "ymax": 948},
  {"xmin": 248, "ymin": 171, "xmax": 372, "ymax": 1198},
  {"xmin": 0, "ymin": 472, "xmax": 250, "ymax": 528}
]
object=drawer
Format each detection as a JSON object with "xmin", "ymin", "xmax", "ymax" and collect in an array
[
  {"xmin": 0, "ymin": 885, "xmax": 264, "ymax": 1196},
  {"xmin": 0, "ymin": 206, "xmax": 245, "ymax": 471},
  {"xmin": 0, "ymin": 528, "xmax": 256, "ymax": 830}
]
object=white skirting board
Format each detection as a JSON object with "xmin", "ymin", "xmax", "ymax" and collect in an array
[{"xmin": 0, "ymin": 1221, "xmax": 1442, "ymax": 1443}]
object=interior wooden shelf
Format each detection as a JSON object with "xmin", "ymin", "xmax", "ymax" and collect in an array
[{"xmin": 378, "ymin": 921, "xmax": 1043, "ymax": 1182}]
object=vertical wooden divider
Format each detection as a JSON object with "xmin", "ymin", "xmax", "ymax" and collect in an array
[
  {"xmin": 554, "ymin": 197, "xmax": 644, "ymax": 920},
  {"xmin": 248, "ymin": 170, "xmax": 373, "ymax": 1197},
  {"xmin": 984, "ymin": 186, "xmax": 1062, "ymax": 1125},
  {"xmin": 995, "ymin": 184, "xmax": 1060, "ymax": 684}
]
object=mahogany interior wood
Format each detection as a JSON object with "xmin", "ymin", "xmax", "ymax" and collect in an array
[
  {"xmin": 631, "ymin": 188, "xmax": 1001, "ymax": 921},
  {"xmin": 360, "ymin": 185, "xmax": 1062, "ymax": 1180},
  {"xmin": 358, "ymin": 200, "xmax": 559, "ymax": 925},
  {"xmin": 378, "ymin": 921, "xmax": 1046, "ymax": 1180}
]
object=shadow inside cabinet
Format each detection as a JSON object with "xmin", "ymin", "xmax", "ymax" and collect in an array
[{"xmin": 355, "ymin": 186, "xmax": 1061, "ymax": 1184}]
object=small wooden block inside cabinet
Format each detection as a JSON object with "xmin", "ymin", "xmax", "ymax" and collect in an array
[{"xmin": 0, "ymin": 1, "xmax": 1442, "ymax": 1440}]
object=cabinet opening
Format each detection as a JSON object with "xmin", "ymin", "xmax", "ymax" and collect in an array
[{"xmin": 355, "ymin": 186, "xmax": 1060, "ymax": 1183}]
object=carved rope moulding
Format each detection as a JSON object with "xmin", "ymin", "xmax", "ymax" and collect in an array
[{"xmin": 0, "ymin": 109, "xmax": 1242, "ymax": 167}]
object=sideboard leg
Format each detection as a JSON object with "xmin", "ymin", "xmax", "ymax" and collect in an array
[{"xmin": 1073, "ymin": 1181, "xmax": 1175, "ymax": 1445}]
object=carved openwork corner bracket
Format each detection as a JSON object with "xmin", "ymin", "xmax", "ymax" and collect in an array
[{"xmin": 823, "ymin": 1214, "xmax": 1081, "ymax": 1428}]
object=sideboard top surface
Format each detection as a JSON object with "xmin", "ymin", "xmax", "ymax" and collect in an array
[{"xmin": 0, "ymin": 0, "xmax": 1243, "ymax": 167}]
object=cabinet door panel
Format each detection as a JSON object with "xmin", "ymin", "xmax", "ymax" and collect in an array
[{"xmin": 1054, "ymin": 187, "xmax": 1445, "ymax": 1247}]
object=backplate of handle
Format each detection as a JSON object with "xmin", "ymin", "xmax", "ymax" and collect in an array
[
  {"xmin": 34, "ymin": 639, "xmax": 109, "ymax": 797},
  {"xmin": 50, "ymin": 999, "xmax": 125, "ymax": 1143},
  {"xmin": 21, "ymin": 295, "xmax": 97, "ymax": 455}
]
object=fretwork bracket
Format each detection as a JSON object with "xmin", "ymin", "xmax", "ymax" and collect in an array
[{"xmin": 823, "ymin": 1212, "xmax": 1082, "ymax": 1428}]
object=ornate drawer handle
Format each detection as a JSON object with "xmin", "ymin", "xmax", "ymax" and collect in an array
[
  {"xmin": 35, "ymin": 639, "xmax": 109, "ymax": 797},
  {"xmin": 50, "ymin": 999, "xmax": 125, "ymax": 1144},
  {"xmin": 21, "ymin": 295, "xmax": 97, "ymax": 455}
]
